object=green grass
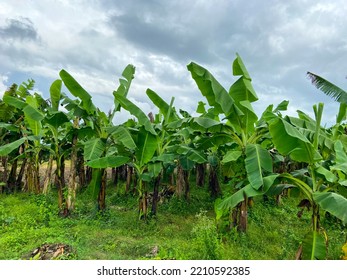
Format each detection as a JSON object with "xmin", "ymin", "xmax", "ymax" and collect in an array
[{"xmin": 0, "ymin": 183, "xmax": 346, "ymax": 260}]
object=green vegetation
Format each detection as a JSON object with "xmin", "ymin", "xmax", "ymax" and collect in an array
[
  {"xmin": 1, "ymin": 54, "xmax": 347, "ymax": 260},
  {"xmin": 0, "ymin": 184, "xmax": 345, "ymax": 260}
]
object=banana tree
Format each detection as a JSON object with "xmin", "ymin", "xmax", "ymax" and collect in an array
[
  {"xmin": 266, "ymin": 103, "xmax": 347, "ymax": 259},
  {"xmin": 1, "ymin": 80, "xmax": 48, "ymax": 194},
  {"xmin": 59, "ymin": 65, "xmax": 135, "ymax": 211},
  {"xmin": 114, "ymin": 93, "xmax": 159, "ymax": 219},
  {"xmin": 188, "ymin": 54, "xmax": 274, "ymax": 232}
]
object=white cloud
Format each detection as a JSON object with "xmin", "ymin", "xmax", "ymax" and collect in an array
[
  {"xmin": 0, "ymin": 74, "xmax": 9, "ymax": 98},
  {"xmin": 0, "ymin": 0, "xmax": 346, "ymax": 127}
]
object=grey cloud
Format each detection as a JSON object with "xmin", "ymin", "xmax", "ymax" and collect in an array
[{"xmin": 0, "ymin": 17, "xmax": 39, "ymax": 41}]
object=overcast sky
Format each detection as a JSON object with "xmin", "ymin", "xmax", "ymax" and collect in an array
[{"xmin": 1, "ymin": 0, "xmax": 346, "ymax": 126}]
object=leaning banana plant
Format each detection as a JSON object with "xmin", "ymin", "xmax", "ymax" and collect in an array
[{"xmin": 188, "ymin": 54, "xmax": 275, "ymax": 232}]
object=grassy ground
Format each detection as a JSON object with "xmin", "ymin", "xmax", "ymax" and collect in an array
[{"xmin": 0, "ymin": 182, "xmax": 346, "ymax": 260}]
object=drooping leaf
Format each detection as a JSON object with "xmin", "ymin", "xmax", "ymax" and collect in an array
[
  {"xmin": 176, "ymin": 145, "xmax": 207, "ymax": 164},
  {"xmin": 3, "ymin": 95, "xmax": 26, "ymax": 109},
  {"xmin": 45, "ymin": 111, "xmax": 70, "ymax": 128},
  {"xmin": 179, "ymin": 155, "xmax": 195, "ymax": 170},
  {"xmin": 221, "ymin": 150, "xmax": 242, "ymax": 163},
  {"xmin": 152, "ymin": 153, "xmax": 176, "ymax": 163},
  {"xmin": 193, "ymin": 117, "xmax": 221, "ymax": 129},
  {"xmin": 315, "ymin": 166, "xmax": 337, "ymax": 183},
  {"xmin": 84, "ymin": 138, "xmax": 105, "ymax": 161},
  {"xmin": 86, "ymin": 156, "xmax": 129, "ymax": 168},
  {"xmin": 268, "ymin": 117, "xmax": 321, "ymax": 163},
  {"xmin": 59, "ymin": 69, "xmax": 96, "ymax": 114},
  {"xmin": 0, "ymin": 138, "xmax": 26, "ymax": 156},
  {"xmin": 302, "ymin": 231, "xmax": 327, "ymax": 260},
  {"xmin": 313, "ymin": 192, "xmax": 347, "ymax": 224},
  {"xmin": 215, "ymin": 175, "xmax": 278, "ymax": 220},
  {"xmin": 245, "ymin": 144, "xmax": 273, "ymax": 190},
  {"xmin": 187, "ymin": 61, "xmax": 237, "ymax": 117},
  {"xmin": 148, "ymin": 162, "xmax": 163, "ymax": 177},
  {"xmin": 107, "ymin": 126, "xmax": 136, "ymax": 150},
  {"xmin": 0, "ymin": 123, "xmax": 19, "ymax": 132},
  {"xmin": 115, "ymin": 94, "xmax": 157, "ymax": 135},
  {"xmin": 146, "ymin": 88, "xmax": 179, "ymax": 123},
  {"xmin": 307, "ymin": 71, "xmax": 347, "ymax": 104}
]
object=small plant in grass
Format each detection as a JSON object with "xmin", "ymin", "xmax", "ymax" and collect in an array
[{"xmin": 191, "ymin": 210, "xmax": 222, "ymax": 260}]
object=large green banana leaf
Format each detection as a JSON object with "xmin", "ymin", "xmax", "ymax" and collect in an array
[
  {"xmin": 233, "ymin": 53, "xmax": 252, "ymax": 80},
  {"xmin": 23, "ymin": 105, "xmax": 44, "ymax": 136},
  {"xmin": 135, "ymin": 128, "xmax": 158, "ymax": 167},
  {"xmin": 0, "ymin": 138, "xmax": 26, "ymax": 156},
  {"xmin": 146, "ymin": 88, "xmax": 179, "ymax": 123},
  {"xmin": 269, "ymin": 117, "xmax": 321, "ymax": 163},
  {"xmin": 187, "ymin": 62, "xmax": 236, "ymax": 117},
  {"xmin": 86, "ymin": 156, "xmax": 129, "ymax": 169},
  {"xmin": 114, "ymin": 94, "xmax": 157, "ymax": 135},
  {"xmin": 245, "ymin": 143, "xmax": 273, "ymax": 190},
  {"xmin": 2, "ymin": 95, "xmax": 26, "ymax": 109},
  {"xmin": 313, "ymin": 192, "xmax": 347, "ymax": 224},
  {"xmin": 49, "ymin": 79, "xmax": 62, "ymax": 111},
  {"xmin": 113, "ymin": 64, "xmax": 135, "ymax": 113},
  {"xmin": 45, "ymin": 111, "xmax": 70, "ymax": 129},
  {"xmin": 84, "ymin": 138, "xmax": 106, "ymax": 161},
  {"xmin": 59, "ymin": 70, "xmax": 96, "ymax": 114},
  {"xmin": 215, "ymin": 175, "xmax": 279, "ymax": 220},
  {"xmin": 107, "ymin": 126, "xmax": 136, "ymax": 150},
  {"xmin": 221, "ymin": 150, "xmax": 242, "ymax": 163}
]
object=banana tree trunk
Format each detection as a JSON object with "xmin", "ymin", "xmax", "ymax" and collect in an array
[
  {"xmin": 16, "ymin": 157, "xmax": 26, "ymax": 191},
  {"xmin": 125, "ymin": 165, "xmax": 132, "ymax": 193},
  {"xmin": 56, "ymin": 155, "xmax": 67, "ymax": 215},
  {"xmin": 208, "ymin": 164, "xmax": 221, "ymax": 198},
  {"xmin": 111, "ymin": 167, "xmax": 118, "ymax": 187},
  {"xmin": 85, "ymin": 166, "xmax": 92, "ymax": 185},
  {"xmin": 66, "ymin": 128, "xmax": 78, "ymax": 213},
  {"xmin": 1, "ymin": 156, "xmax": 8, "ymax": 193},
  {"xmin": 151, "ymin": 172, "xmax": 162, "ymax": 216},
  {"xmin": 239, "ymin": 198, "xmax": 248, "ymax": 232},
  {"xmin": 97, "ymin": 169, "xmax": 107, "ymax": 211},
  {"xmin": 42, "ymin": 156, "xmax": 53, "ymax": 194},
  {"xmin": 77, "ymin": 153, "xmax": 86, "ymax": 188},
  {"xmin": 176, "ymin": 164, "xmax": 190, "ymax": 200},
  {"xmin": 7, "ymin": 158, "xmax": 17, "ymax": 193},
  {"xmin": 196, "ymin": 163, "xmax": 205, "ymax": 187}
]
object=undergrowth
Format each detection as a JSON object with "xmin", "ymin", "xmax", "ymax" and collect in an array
[{"xmin": 0, "ymin": 183, "xmax": 346, "ymax": 260}]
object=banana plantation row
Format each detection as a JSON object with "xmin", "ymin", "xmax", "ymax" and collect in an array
[{"xmin": 1, "ymin": 54, "xmax": 347, "ymax": 259}]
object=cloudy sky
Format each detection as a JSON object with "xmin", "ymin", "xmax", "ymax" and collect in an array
[{"xmin": 0, "ymin": 0, "xmax": 346, "ymax": 125}]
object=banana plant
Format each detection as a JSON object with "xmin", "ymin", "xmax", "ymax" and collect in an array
[
  {"xmin": 1, "ymin": 80, "xmax": 48, "ymax": 194},
  {"xmin": 266, "ymin": 103, "xmax": 347, "ymax": 259},
  {"xmin": 188, "ymin": 54, "xmax": 275, "ymax": 232},
  {"xmin": 59, "ymin": 65, "xmax": 135, "ymax": 211},
  {"xmin": 114, "ymin": 93, "xmax": 158, "ymax": 219}
]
